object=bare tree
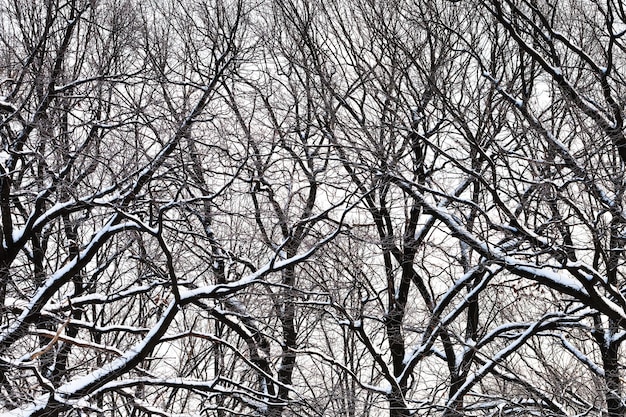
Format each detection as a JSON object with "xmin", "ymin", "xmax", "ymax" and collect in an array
[
  {"xmin": 0, "ymin": 0, "xmax": 266, "ymax": 414},
  {"xmin": 265, "ymin": 0, "xmax": 626, "ymax": 416},
  {"xmin": 5, "ymin": 0, "xmax": 626, "ymax": 416}
]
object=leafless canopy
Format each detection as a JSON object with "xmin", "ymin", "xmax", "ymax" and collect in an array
[{"xmin": 1, "ymin": 0, "xmax": 626, "ymax": 416}]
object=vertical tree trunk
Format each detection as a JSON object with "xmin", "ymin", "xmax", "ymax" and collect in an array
[{"xmin": 602, "ymin": 334, "xmax": 624, "ymax": 417}]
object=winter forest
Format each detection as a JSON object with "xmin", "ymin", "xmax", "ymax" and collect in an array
[{"xmin": 3, "ymin": 0, "xmax": 626, "ymax": 415}]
